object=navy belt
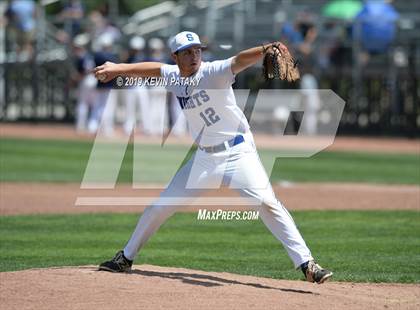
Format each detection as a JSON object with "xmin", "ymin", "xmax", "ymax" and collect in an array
[{"xmin": 199, "ymin": 135, "xmax": 245, "ymax": 153}]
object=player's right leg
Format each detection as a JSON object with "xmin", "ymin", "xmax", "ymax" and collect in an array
[{"xmin": 98, "ymin": 155, "xmax": 205, "ymax": 272}]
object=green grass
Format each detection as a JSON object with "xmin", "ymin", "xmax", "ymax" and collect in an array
[
  {"xmin": 271, "ymin": 150, "xmax": 420, "ymax": 184},
  {"xmin": 1, "ymin": 137, "xmax": 419, "ymax": 184},
  {"xmin": 0, "ymin": 211, "xmax": 419, "ymax": 283}
]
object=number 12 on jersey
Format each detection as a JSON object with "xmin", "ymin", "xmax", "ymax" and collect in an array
[{"xmin": 199, "ymin": 107, "xmax": 220, "ymax": 126}]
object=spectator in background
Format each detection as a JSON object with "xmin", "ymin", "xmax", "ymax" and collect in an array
[
  {"xmin": 88, "ymin": 10, "xmax": 121, "ymax": 46},
  {"xmin": 58, "ymin": 0, "xmax": 84, "ymax": 39},
  {"xmin": 5, "ymin": 0, "xmax": 36, "ymax": 61},
  {"xmin": 89, "ymin": 33, "xmax": 119, "ymax": 136},
  {"xmin": 317, "ymin": 21, "xmax": 343, "ymax": 70},
  {"xmin": 281, "ymin": 13, "xmax": 320, "ymax": 135},
  {"xmin": 354, "ymin": 0, "xmax": 399, "ymax": 55},
  {"xmin": 293, "ymin": 14, "xmax": 318, "ymax": 73},
  {"xmin": 72, "ymin": 33, "xmax": 96, "ymax": 133},
  {"xmin": 145, "ymin": 37, "xmax": 168, "ymax": 136},
  {"xmin": 122, "ymin": 36, "xmax": 150, "ymax": 135},
  {"xmin": 87, "ymin": 10, "xmax": 106, "ymax": 39}
]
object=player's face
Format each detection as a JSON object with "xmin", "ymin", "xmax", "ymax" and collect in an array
[{"xmin": 173, "ymin": 46, "xmax": 202, "ymax": 76}]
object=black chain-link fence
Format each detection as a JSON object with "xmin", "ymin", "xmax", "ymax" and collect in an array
[{"xmin": 1, "ymin": 60, "xmax": 73, "ymax": 122}]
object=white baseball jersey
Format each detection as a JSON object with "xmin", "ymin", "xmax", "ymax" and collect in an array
[{"xmin": 161, "ymin": 57, "xmax": 250, "ymax": 146}]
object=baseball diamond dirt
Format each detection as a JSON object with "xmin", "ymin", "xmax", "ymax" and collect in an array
[
  {"xmin": 1, "ymin": 123, "xmax": 419, "ymax": 154},
  {"xmin": 1, "ymin": 265, "xmax": 419, "ymax": 310},
  {"xmin": 1, "ymin": 124, "xmax": 419, "ymax": 309},
  {"xmin": 1, "ymin": 182, "xmax": 419, "ymax": 215}
]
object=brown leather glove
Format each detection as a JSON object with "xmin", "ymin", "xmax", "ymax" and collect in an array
[{"xmin": 262, "ymin": 42, "xmax": 300, "ymax": 82}]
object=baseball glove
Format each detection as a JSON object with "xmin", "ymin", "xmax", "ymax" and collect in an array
[{"xmin": 262, "ymin": 42, "xmax": 300, "ymax": 82}]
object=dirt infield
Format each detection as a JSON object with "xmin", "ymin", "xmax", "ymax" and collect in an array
[
  {"xmin": 1, "ymin": 265, "xmax": 419, "ymax": 310},
  {"xmin": 1, "ymin": 123, "xmax": 419, "ymax": 154},
  {"xmin": 1, "ymin": 182, "xmax": 419, "ymax": 215}
]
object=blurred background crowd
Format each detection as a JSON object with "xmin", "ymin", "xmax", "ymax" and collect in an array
[{"xmin": 0, "ymin": 0, "xmax": 419, "ymax": 137}]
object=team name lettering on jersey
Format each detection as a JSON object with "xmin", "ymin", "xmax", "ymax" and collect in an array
[{"xmin": 176, "ymin": 90, "xmax": 210, "ymax": 110}]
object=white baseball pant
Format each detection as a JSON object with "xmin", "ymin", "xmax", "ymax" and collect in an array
[{"xmin": 124, "ymin": 132, "xmax": 313, "ymax": 268}]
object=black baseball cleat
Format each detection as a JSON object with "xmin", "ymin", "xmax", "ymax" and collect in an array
[
  {"xmin": 301, "ymin": 260, "xmax": 333, "ymax": 284},
  {"xmin": 98, "ymin": 250, "xmax": 133, "ymax": 273}
]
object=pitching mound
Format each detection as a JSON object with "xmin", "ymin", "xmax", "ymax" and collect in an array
[{"xmin": 1, "ymin": 265, "xmax": 419, "ymax": 310}]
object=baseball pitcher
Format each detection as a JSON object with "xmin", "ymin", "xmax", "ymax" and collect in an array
[{"xmin": 94, "ymin": 31, "xmax": 332, "ymax": 284}]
